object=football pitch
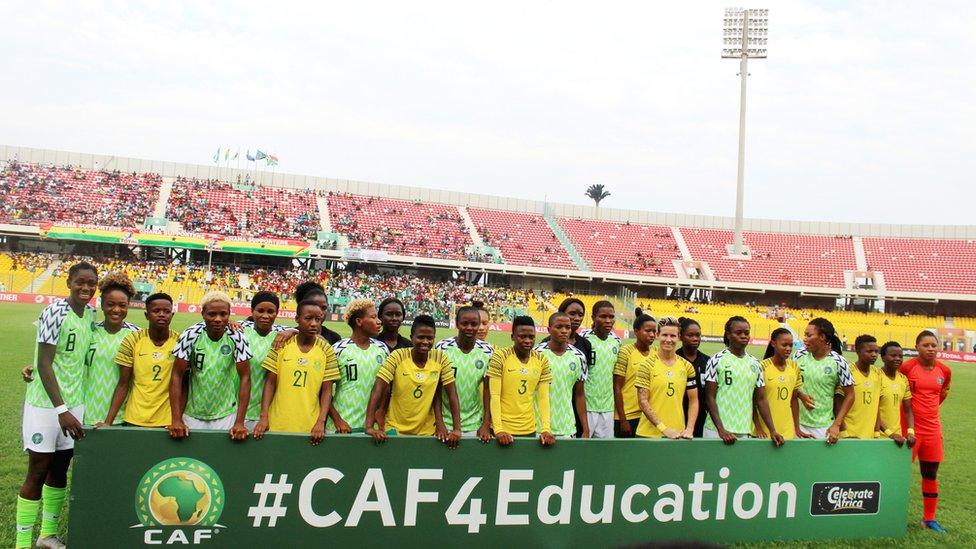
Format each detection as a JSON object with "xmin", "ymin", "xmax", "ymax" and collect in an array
[{"xmin": 0, "ymin": 302, "xmax": 972, "ymax": 548}]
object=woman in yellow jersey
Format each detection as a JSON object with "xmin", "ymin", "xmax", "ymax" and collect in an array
[
  {"xmin": 364, "ymin": 315, "xmax": 463, "ymax": 447},
  {"xmin": 100, "ymin": 293, "xmax": 179, "ymax": 428},
  {"xmin": 253, "ymin": 300, "xmax": 339, "ymax": 445},
  {"xmin": 613, "ymin": 309, "xmax": 656, "ymax": 438},
  {"xmin": 634, "ymin": 318, "xmax": 698, "ymax": 439},
  {"xmin": 839, "ymin": 335, "xmax": 884, "ymax": 440},
  {"xmin": 878, "ymin": 341, "xmax": 916, "ymax": 447},
  {"xmin": 755, "ymin": 328, "xmax": 805, "ymax": 440}
]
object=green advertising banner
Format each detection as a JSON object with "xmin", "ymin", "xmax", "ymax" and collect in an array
[{"xmin": 68, "ymin": 429, "xmax": 909, "ymax": 548}]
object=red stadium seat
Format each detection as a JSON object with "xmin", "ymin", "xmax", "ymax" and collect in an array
[
  {"xmin": 0, "ymin": 163, "xmax": 160, "ymax": 228},
  {"xmin": 467, "ymin": 209, "xmax": 576, "ymax": 269},
  {"xmin": 327, "ymin": 193, "xmax": 472, "ymax": 259}
]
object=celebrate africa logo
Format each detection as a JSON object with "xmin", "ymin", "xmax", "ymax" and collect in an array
[{"xmin": 135, "ymin": 458, "xmax": 225, "ymax": 527}]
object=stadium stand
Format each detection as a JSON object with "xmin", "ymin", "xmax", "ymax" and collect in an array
[
  {"xmin": 467, "ymin": 209, "xmax": 576, "ymax": 269},
  {"xmin": 681, "ymin": 228, "xmax": 856, "ymax": 288},
  {"xmin": 166, "ymin": 177, "xmax": 320, "ymax": 239},
  {"xmin": 862, "ymin": 237, "xmax": 976, "ymax": 295},
  {"xmin": 0, "ymin": 162, "xmax": 160, "ymax": 228},
  {"xmin": 327, "ymin": 193, "xmax": 472, "ymax": 259},
  {"xmin": 560, "ymin": 218, "xmax": 682, "ymax": 277}
]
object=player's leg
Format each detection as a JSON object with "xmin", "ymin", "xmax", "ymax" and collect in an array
[
  {"xmin": 16, "ymin": 450, "xmax": 54, "ymax": 549},
  {"xmin": 919, "ymin": 433, "xmax": 945, "ymax": 532},
  {"xmin": 36, "ymin": 450, "xmax": 73, "ymax": 547}
]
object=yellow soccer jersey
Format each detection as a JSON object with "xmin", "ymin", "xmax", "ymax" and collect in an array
[
  {"xmin": 878, "ymin": 369, "xmax": 911, "ymax": 434},
  {"xmin": 263, "ymin": 338, "xmax": 339, "ymax": 433},
  {"xmin": 377, "ymin": 348, "xmax": 455, "ymax": 436},
  {"xmin": 115, "ymin": 329, "xmax": 179, "ymax": 427},
  {"xmin": 840, "ymin": 364, "xmax": 882, "ymax": 439},
  {"xmin": 634, "ymin": 354, "xmax": 697, "ymax": 438},
  {"xmin": 488, "ymin": 347, "xmax": 552, "ymax": 435},
  {"xmin": 613, "ymin": 343, "xmax": 651, "ymax": 421},
  {"xmin": 754, "ymin": 358, "xmax": 802, "ymax": 439}
]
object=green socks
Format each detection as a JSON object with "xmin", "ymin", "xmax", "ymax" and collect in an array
[
  {"xmin": 15, "ymin": 496, "xmax": 40, "ymax": 549},
  {"xmin": 39, "ymin": 484, "xmax": 67, "ymax": 538}
]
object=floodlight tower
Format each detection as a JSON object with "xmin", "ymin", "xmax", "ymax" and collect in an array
[{"xmin": 723, "ymin": 7, "xmax": 768, "ymax": 257}]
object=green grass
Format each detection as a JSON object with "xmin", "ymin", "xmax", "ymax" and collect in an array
[{"xmin": 0, "ymin": 302, "xmax": 972, "ymax": 547}]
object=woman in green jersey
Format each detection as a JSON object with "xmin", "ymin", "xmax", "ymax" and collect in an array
[
  {"xmin": 702, "ymin": 316, "xmax": 784, "ymax": 446},
  {"xmin": 241, "ymin": 292, "xmax": 284, "ymax": 432},
  {"xmin": 330, "ymin": 299, "xmax": 389, "ymax": 434},
  {"xmin": 83, "ymin": 272, "xmax": 139, "ymax": 426},
  {"xmin": 17, "ymin": 261, "xmax": 98, "ymax": 549},
  {"xmin": 794, "ymin": 317, "xmax": 854, "ymax": 443}
]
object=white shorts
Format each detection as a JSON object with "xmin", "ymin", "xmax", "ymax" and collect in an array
[
  {"xmin": 587, "ymin": 412, "xmax": 614, "ymax": 439},
  {"xmin": 800, "ymin": 425, "xmax": 828, "ymax": 439},
  {"xmin": 23, "ymin": 403, "xmax": 85, "ymax": 453},
  {"xmin": 184, "ymin": 413, "xmax": 236, "ymax": 431},
  {"xmin": 461, "ymin": 430, "xmax": 481, "ymax": 438},
  {"xmin": 702, "ymin": 428, "xmax": 748, "ymax": 439},
  {"xmin": 244, "ymin": 419, "xmax": 258, "ymax": 431}
]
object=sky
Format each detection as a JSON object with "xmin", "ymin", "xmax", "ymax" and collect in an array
[{"xmin": 2, "ymin": 1, "xmax": 974, "ymax": 225}]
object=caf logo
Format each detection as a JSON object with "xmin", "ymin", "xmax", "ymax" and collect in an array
[
  {"xmin": 414, "ymin": 372, "xmax": 427, "ymax": 381},
  {"xmin": 220, "ymin": 345, "xmax": 232, "ymax": 356},
  {"xmin": 519, "ymin": 367, "xmax": 529, "ymax": 375},
  {"xmin": 135, "ymin": 457, "xmax": 224, "ymax": 527},
  {"xmin": 667, "ymin": 370, "xmax": 675, "ymax": 379},
  {"xmin": 152, "ymin": 352, "xmax": 163, "ymax": 360},
  {"xmin": 937, "ymin": 377, "xmax": 945, "ymax": 385},
  {"xmin": 778, "ymin": 375, "xmax": 786, "ymax": 383},
  {"xmin": 298, "ymin": 357, "xmax": 308, "ymax": 366}
]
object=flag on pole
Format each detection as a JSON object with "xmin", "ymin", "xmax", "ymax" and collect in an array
[
  {"xmin": 232, "ymin": 149, "xmax": 239, "ymax": 160},
  {"xmin": 246, "ymin": 150, "xmax": 255, "ymax": 162},
  {"xmin": 255, "ymin": 150, "xmax": 268, "ymax": 160},
  {"xmin": 268, "ymin": 154, "xmax": 279, "ymax": 165},
  {"xmin": 224, "ymin": 148, "xmax": 231, "ymax": 161},
  {"xmin": 213, "ymin": 148, "xmax": 221, "ymax": 164}
]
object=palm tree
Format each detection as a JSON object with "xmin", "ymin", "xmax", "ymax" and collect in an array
[{"xmin": 585, "ymin": 184, "xmax": 611, "ymax": 219}]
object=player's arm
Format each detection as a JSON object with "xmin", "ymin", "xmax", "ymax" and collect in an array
[
  {"xmin": 36, "ymin": 341, "xmax": 84, "ymax": 440},
  {"xmin": 100, "ymin": 364, "xmax": 132, "ymax": 427},
  {"xmin": 487, "ymin": 375, "xmax": 511, "ymax": 445},
  {"xmin": 432, "ymin": 381, "xmax": 448, "ymax": 439},
  {"xmin": 573, "ymin": 380, "xmax": 589, "ymax": 438},
  {"xmin": 312, "ymin": 380, "xmax": 334, "ymax": 446},
  {"xmin": 477, "ymin": 375, "xmax": 493, "ymax": 443},
  {"xmin": 637, "ymin": 387, "xmax": 667, "ymax": 436},
  {"xmin": 752, "ymin": 406, "xmax": 766, "ymax": 438},
  {"xmin": 829, "ymin": 385, "xmax": 854, "ymax": 444},
  {"xmin": 901, "ymin": 398, "xmax": 916, "ymax": 447},
  {"xmin": 364, "ymin": 378, "xmax": 390, "ymax": 443},
  {"xmin": 683, "ymin": 386, "xmax": 699, "ymax": 439},
  {"xmin": 754, "ymin": 386, "xmax": 783, "ymax": 446},
  {"xmin": 253, "ymin": 371, "xmax": 276, "ymax": 439},
  {"xmin": 441, "ymin": 381, "xmax": 462, "ymax": 448},
  {"xmin": 537, "ymin": 380, "xmax": 554, "ymax": 446},
  {"xmin": 168, "ymin": 357, "xmax": 189, "ymax": 438},
  {"xmin": 229, "ymin": 359, "xmax": 251, "ymax": 440},
  {"xmin": 328, "ymin": 404, "xmax": 351, "ymax": 434},
  {"xmin": 940, "ymin": 368, "xmax": 951, "ymax": 403},
  {"xmin": 791, "ymin": 390, "xmax": 811, "ymax": 438},
  {"xmin": 612, "ymin": 352, "xmax": 630, "ymax": 436}
]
